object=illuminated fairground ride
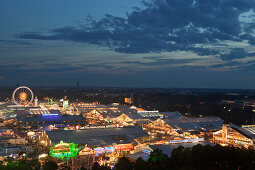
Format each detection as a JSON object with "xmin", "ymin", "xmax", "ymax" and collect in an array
[{"xmin": 12, "ymin": 86, "xmax": 34, "ymax": 105}]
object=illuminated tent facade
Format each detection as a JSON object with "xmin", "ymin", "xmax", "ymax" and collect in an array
[{"xmin": 213, "ymin": 124, "xmax": 254, "ymax": 148}]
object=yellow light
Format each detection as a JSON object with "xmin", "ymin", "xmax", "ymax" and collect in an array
[
  {"xmin": 19, "ymin": 92, "xmax": 27, "ymax": 101},
  {"xmin": 39, "ymin": 153, "xmax": 48, "ymax": 159}
]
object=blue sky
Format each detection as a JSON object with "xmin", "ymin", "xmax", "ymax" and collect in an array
[{"xmin": 1, "ymin": 0, "xmax": 255, "ymax": 88}]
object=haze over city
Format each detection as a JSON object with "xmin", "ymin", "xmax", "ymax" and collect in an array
[{"xmin": 1, "ymin": 0, "xmax": 255, "ymax": 88}]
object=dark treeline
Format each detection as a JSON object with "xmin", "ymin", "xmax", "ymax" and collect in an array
[
  {"xmin": 95, "ymin": 144, "xmax": 255, "ymax": 170},
  {"xmin": 1, "ymin": 144, "xmax": 255, "ymax": 170}
]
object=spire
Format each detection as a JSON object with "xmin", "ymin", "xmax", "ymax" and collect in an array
[{"xmin": 34, "ymin": 96, "xmax": 38, "ymax": 107}]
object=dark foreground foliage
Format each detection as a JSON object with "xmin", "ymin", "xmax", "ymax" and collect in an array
[
  {"xmin": 0, "ymin": 158, "xmax": 41, "ymax": 170},
  {"xmin": 95, "ymin": 144, "xmax": 255, "ymax": 170},
  {"xmin": 1, "ymin": 144, "xmax": 255, "ymax": 170}
]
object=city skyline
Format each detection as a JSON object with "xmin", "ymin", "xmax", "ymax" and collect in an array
[{"xmin": 1, "ymin": 0, "xmax": 255, "ymax": 88}]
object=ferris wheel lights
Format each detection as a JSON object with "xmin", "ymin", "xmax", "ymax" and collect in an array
[{"xmin": 12, "ymin": 86, "xmax": 34, "ymax": 105}]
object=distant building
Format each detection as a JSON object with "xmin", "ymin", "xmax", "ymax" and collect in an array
[
  {"xmin": 63, "ymin": 100, "xmax": 69, "ymax": 109},
  {"xmin": 164, "ymin": 116, "xmax": 223, "ymax": 131},
  {"xmin": 147, "ymin": 141, "xmax": 213, "ymax": 157},
  {"xmin": 34, "ymin": 96, "xmax": 38, "ymax": 107},
  {"xmin": 16, "ymin": 114, "xmax": 86, "ymax": 130},
  {"xmin": 213, "ymin": 124, "xmax": 255, "ymax": 148},
  {"xmin": 40, "ymin": 126, "xmax": 149, "ymax": 158},
  {"xmin": 76, "ymin": 81, "xmax": 80, "ymax": 89},
  {"xmin": 137, "ymin": 111, "xmax": 184, "ymax": 120},
  {"xmin": 144, "ymin": 118, "xmax": 178, "ymax": 137},
  {"xmin": 42, "ymin": 126, "xmax": 148, "ymax": 147},
  {"xmin": 125, "ymin": 97, "xmax": 133, "ymax": 104},
  {"xmin": 148, "ymin": 116, "xmax": 223, "ymax": 131}
]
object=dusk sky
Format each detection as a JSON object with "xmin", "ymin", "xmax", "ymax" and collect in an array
[{"xmin": 1, "ymin": 0, "xmax": 255, "ymax": 88}]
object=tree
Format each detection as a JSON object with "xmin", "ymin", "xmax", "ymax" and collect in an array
[
  {"xmin": 115, "ymin": 157, "xmax": 133, "ymax": 170},
  {"xmin": 148, "ymin": 148, "xmax": 168, "ymax": 163},
  {"xmin": 80, "ymin": 166, "xmax": 88, "ymax": 170},
  {"xmin": 148, "ymin": 148, "xmax": 169, "ymax": 170},
  {"xmin": 92, "ymin": 162, "xmax": 100, "ymax": 170},
  {"xmin": 134, "ymin": 157, "xmax": 149, "ymax": 170},
  {"xmin": 92, "ymin": 162, "xmax": 110, "ymax": 170},
  {"xmin": 43, "ymin": 161, "xmax": 58, "ymax": 170},
  {"xmin": 26, "ymin": 159, "xmax": 41, "ymax": 170}
]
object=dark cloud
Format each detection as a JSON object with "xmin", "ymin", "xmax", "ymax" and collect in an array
[
  {"xmin": 240, "ymin": 34, "xmax": 255, "ymax": 45},
  {"xmin": 0, "ymin": 39, "xmax": 35, "ymax": 45},
  {"xmin": 242, "ymin": 63, "xmax": 255, "ymax": 70},
  {"xmin": 0, "ymin": 61, "xmax": 117, "ymax": 74},
  {"xmin": 209, "ymin": 59, "xmax": 255, "ymax": 71},
  {"xmin": 17, "ymin": 0, "xmax": 255, "ymax": 57},
  {"xmin": 123, "ymin": 59, "xmax": 188, "ymax": 66},
  {"xmin": 209, "ymin": 61, "xmax": 242, "ymax": 69},
  {"xmin": 220, "ymin": 48, "xmax": 255, "ymax": 61}
]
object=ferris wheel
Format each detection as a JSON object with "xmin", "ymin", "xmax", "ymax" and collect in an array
[{"xmin": 12, "ymin": 86, "xmax": 34, "ymax": 105}]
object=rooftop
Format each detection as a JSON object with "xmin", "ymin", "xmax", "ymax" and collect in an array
[
  {"xmin": 16, "ymin": 115, "xmax": 86, "ymax": 126},
  {"xmin": 164, "ymin": 116, "xmax": 223, "ymax": 130},
  {"xmin": 232, "ymin": 124, "xmax": 255, "ymax": 140},
  {"xmin": 137, "ymin": 111, "xmax": 184, "ymax": 120},
  {"xmin": 46, "ymin": 126, "xmax": 148, "ymax": 147},
  {"xmin": 150, "ymin": 141, "xmax": 213, "ymax": 157}
]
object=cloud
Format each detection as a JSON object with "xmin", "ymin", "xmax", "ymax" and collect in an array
[
  {"xmin": 123, "ymin": 58, "xmax": 196, "ymax": 66},
  {"xmin": 0, "ymin": 39, "xmax": 35, "ymax": 45},
  {"xmin": 220, "ymin": 48, "xmax": 255, "ymax": 61},
  {"xmin": 16, "ymin": 0, "xmax": 255, "ymax": 57},
  {"xmin": 209, "ymin": 61, "xmax": 242, "ymax": 69},
  {"xmin": 14, "ymin": 0, "xmax": 255, "ymax": 73}
]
